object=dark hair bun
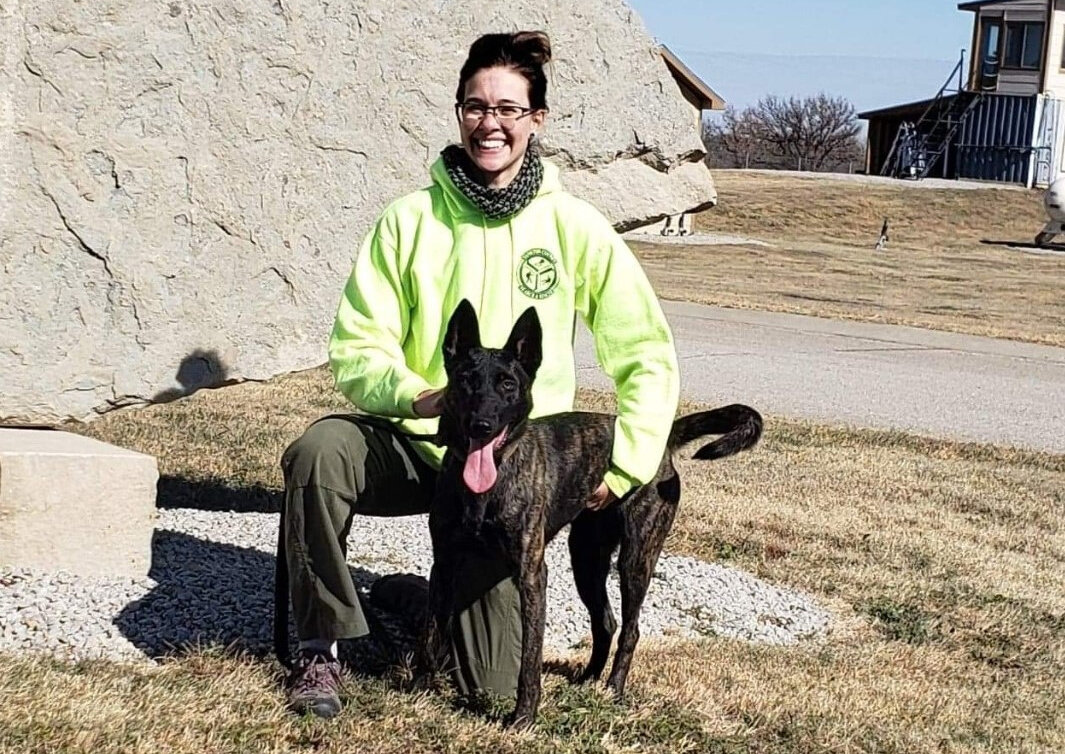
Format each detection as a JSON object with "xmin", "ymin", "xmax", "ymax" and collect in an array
[
  {"xmin": 511, "ymin": 31, "xmax": 552, "ymax": 66},
  {"xmin": 457, "ymin": 31, "xmax": 552, "ymax": 109}
]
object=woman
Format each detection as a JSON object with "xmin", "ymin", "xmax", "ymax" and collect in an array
[{"xmin": 280, "ymin": 30, "xmax": 680, "ymax": 718}]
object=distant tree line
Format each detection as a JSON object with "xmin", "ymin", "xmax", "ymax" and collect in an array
[{"xmin": 702, "ymin": 93, "xmax": 865, "ymax": 173}]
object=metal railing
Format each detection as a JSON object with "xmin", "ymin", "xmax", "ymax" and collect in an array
[{"xmin": 881, "ymin": 50, "xmax": 980, "ymax": 179}]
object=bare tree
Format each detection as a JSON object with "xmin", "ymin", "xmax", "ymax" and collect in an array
[
  {"xmin": 753, "ymin": 94, "xmax": 860, "ymax": 170},
  {"xmin": 703, "ymin": 107, "xmax": 765, "ymax": 168},
  {"xmin": 822, "ymin": 134, "xmax": 866, "ymax": 173},
  {"xmin": 703, "ymin": 94, "xmax": 863, "ymax": 172}
]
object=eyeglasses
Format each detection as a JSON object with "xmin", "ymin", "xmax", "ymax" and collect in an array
[{"xmin": 456, "ymin": 102, "xmax": 538, "ymax": 126}]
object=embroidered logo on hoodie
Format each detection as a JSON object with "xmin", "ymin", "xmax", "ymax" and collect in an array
[{"xmin": 517, "ymin": 248, "xmax": 559, "ymax": 300}]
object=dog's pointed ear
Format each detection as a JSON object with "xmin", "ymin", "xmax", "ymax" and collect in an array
[
  {"xmin": 504, "ymin": 306, "xmax": 542, "ymax": 380},
  {"xmin": 443, "ymin": 299, "xmax": 481, "ymax": 369}
]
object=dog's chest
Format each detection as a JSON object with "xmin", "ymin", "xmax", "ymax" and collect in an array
[{"xmin": 471, "ymin": 489, "xmax": 531, "ymax": 536}]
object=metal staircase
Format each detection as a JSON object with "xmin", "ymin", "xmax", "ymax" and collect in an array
[{"xmin": 881, "ymin": 53, "xmax": 983, "ymax": 180}]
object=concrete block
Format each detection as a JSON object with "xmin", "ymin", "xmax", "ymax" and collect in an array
[{"xmin": 0, "ymin": 429, "xmax": 158, "ymax": 578}]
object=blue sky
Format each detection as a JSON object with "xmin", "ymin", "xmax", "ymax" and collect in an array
[{"xmin": 626, "ymin": 0, "xmax": 975, "ymax": 114}]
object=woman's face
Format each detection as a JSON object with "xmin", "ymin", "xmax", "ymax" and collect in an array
[{"xmin": 457, "ymin": 66, "xmax": 545, "ymax": 189}]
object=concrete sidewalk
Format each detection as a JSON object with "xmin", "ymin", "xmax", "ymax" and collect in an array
[{"xmin": 575, "ymin": 300, "xmax": 1065, "ymax": 454}]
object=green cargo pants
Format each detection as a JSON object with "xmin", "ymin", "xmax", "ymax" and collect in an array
[{"xmin": 280, "ymin": 414, "xmax": 521, "ymax": 697}]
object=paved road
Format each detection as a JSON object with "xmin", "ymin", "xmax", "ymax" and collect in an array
[{"xmin": 574, "ymin": 300, "xmax": 1065, "ymax": 454}]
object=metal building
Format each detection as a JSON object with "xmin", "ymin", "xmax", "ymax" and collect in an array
[{"xmin": 860, "ymin": 0, "xmax": 1065, "ymax": 187}]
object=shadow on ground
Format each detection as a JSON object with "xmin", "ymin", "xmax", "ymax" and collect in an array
[
  {"xmin": 156, "ymin": 475, "xmax": 280, "ymax": 513},
  {"xmin": 981, "ymin": 238, "xmax": 1065, "ymax": 253},
  {"xmin": 543, "ymin": 658, "xmax": 585, "ymax": 682},
  {"xmin": 116, "ymin": 476, "xmax": 417, "ymax": 677}
]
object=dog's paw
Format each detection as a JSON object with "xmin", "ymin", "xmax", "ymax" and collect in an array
[
  {"xmin": 574, "ymin": 667, "xmax": 600, "ymax": 685},
  {"xmin": 408, "ymin": 667, "xmax": 450, "ymax": 694},
  {"xmin": 606, "ymin": 677, "xmax": 627, "ymax": 701},
  {"xmin": 504, "ymin": 710, "xmax": 535, "ymax": 731}
]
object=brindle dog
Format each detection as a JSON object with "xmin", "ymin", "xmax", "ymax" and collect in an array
[{"xmin": 420, "ymin": 300, "xmax": 762, "ymax": 727}]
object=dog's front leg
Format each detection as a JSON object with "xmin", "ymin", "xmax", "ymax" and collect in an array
[
  {"xmin": 418, "ymin": 559, "xmax": 455, "ymax": 676},
  {"xmin": 418, "ymin": 503, "xmax": 459, "ymax": 678},
  {"xmin": 508, "ymin": 527, "xmax": 547, "ymax": 729}
]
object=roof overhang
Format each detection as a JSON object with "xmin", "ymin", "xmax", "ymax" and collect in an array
[
  {"xmin": 958, "ymin": 0, "xmax": 1019, "ymax": 11},
  {"xmin": 659, "ymin": 45, "xmax": 726, "ymax": 111},
  {"xmin": 858, "ymin": 96, "xmax": 950, "ymax": 120}
]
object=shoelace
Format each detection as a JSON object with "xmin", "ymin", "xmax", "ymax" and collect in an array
[{"xmin": 291, "ymin": 653, "xmax": 342, "ymax": 693}]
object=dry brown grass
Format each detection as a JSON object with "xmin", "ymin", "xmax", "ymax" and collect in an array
[
  {"xmin": 2, "ymin": 370, "xmax": 1060, "ymax": 753},
  {"xmin": 632, "ymin": 170, "xmax": 1065, "ymax": 346}
]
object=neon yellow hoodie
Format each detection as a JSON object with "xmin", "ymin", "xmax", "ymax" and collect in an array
[{"xmin": 328, "ymin": 155, "xmax": 680, "ymax": 497}]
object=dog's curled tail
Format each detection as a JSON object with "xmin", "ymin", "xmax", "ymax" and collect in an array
[{"xmin": 668, "ymin": 404, "xmax": 763, "ymax": 460}]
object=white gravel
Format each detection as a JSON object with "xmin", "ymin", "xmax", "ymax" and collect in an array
[
  {"xmin": 623, "ymin": 231, "xmax": 775, "ymax": 247},
  {"xmin": 0, "ymin": 508, "xmax": 831, "ymax": 666}
]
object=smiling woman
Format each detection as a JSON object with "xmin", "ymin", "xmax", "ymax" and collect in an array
[{"xmin": 276, "ymin": 30, "xmax": 680, "ymax": 723}]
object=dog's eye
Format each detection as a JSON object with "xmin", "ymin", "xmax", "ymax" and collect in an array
[{"xmin": 499, "ymin": 376, "xmax": 517, "ymax": 392}]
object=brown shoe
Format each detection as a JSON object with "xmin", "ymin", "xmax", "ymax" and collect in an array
[{"xmin": 286, "ymin": 649, "xmax": 343, "ymax": 718}]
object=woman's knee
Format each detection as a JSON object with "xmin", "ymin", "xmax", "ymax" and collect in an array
[{"xmin": 281, "ymin": 416, "xmax": 369, "ymax": 491}]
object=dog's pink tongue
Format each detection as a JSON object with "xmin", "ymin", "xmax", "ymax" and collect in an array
[{"xmin": 463, "ymin": 435, "xmax": 501, "ymax": 494}]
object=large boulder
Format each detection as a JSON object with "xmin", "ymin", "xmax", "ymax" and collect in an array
[{"xmin": 0, "ymin": 0, "xmax": 715, "ymax": 424}]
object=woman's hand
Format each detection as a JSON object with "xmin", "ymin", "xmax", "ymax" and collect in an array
[
  {"xmin": 413, "ymin": 388, "xmax": 446, "ymax": 418},
  {"xmin": 586, "ymin": 481, "xmax": 617, "ymax": 511}
]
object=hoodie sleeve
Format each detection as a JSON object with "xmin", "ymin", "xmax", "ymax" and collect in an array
[
  {"xmin": 575, "ymin": 215, "xmax": 680, "ymax": 497},
  {"xmin": 328, "ymin": 211, "xmax": 433, "ymax": 418}
]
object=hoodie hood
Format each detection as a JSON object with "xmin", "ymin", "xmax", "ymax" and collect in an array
[{"xmin": 430, "ymin": 150, "xmax": 562, "ymax": 221}]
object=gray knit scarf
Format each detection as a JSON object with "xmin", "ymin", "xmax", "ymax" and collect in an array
[{"xmin": 441, "ymin": 143, "xmax": 544, "ymax": 220}]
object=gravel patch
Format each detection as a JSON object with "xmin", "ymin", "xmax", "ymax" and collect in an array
[{"xmin": 0, "ymin": 508, "xmax": 831, "ymax": 669}]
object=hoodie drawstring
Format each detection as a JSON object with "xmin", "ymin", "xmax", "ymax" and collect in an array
[
  {"xmin": 479, "ymin": 214, "xmax": 488, "ymax": 316},
  {"xmin": 477, "ymin": 216, "xmax": 518, "ymax": 330},
  {"xmin": 508, "ymin": 219, "xmax": 516, "ymax": 324}
]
